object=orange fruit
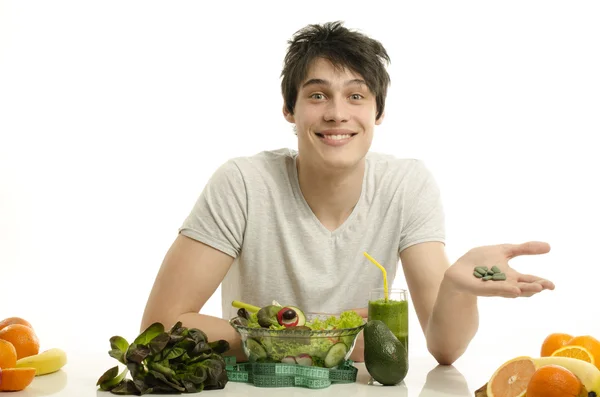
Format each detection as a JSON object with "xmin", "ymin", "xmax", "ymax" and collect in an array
[
  {"xmin": 526, "ymin": 364, "xmax": 583, "ymax": 397},
  {"xmin": 0, "ymin": 340, "xmax": 17, "ymax": 369},
  {"xmin": 566, "ymin": 335, "xmax": 600, "ymax": 370},
  {"xmin": 0, "ymin": 317, "xmax": 33, "ymax": 332},
  {"xmin": 0, "ymin": 367, "xmax": 36, "ymax": 391},
  {"xmin": 0, "ymin": 324, "xmax": 40, "ymax": 359},
  {"xmin": 551, "ymin": 345, "xmax": 594, "ymax": 364},
  {"xmin": 540, "ymin": 332, "xmax": 573, "ymax": 357},
  {"xmin": 487, "ymin": 356, "xmax": 537, "ymax": 397}
]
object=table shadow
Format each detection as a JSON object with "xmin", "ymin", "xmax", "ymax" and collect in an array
[
  {"xmin": 21, "ymin": 370, "xmax": 68, "ymax": 396},
  {"xmin": 418, "ymin": 364, "xmax": 472, "ymax": 396},
  {"xmin": 354, "ymin": 371, "xmax": 409, "ymax": 396}
]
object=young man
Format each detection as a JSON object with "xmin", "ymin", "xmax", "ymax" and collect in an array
[{"xmin": 141, "ymin": 21, "xmax": 554, "ymax": 365}]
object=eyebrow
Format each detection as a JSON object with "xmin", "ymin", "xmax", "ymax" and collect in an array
[{"xmin": 301, "ymin": 78, "xmax": 367, "ymax": 89}]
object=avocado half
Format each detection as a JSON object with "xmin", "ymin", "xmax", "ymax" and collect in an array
[{"xmin": 276, "ymin": 306, "xmax": 306, "ymax": 328}]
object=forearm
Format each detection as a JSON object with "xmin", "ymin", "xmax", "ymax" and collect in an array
[
  {"xmin": 348, "ymin": 308, "xmax": 367, "ymax": 362},
  {"xmin": 177, "ymin": 312, "xmax": 247, "ymax": 362},
  {"xmin": 349, "ymin": 331, "xmax": 364, "ymax": 362},
  {"xmin": 425, "ymin": 278, "xmax": 479, "ymax": 365}
]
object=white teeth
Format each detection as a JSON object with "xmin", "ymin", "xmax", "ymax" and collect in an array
[{"xmin": 321, "ymin": 134, "xmax": 353, "ymax": 140}]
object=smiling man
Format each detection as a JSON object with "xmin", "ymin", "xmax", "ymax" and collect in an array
[{"xmin": 141, "ymin": 21, "xmax": 554, "ymax": 365}]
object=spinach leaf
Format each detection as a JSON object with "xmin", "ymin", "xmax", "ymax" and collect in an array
[
  {"xmin": 96, "ymin": 321, "xmax": 230, "ymax": 395},
  {"xmin": 109, "ymin": 336, "xmax": 130, "ymax": 364},
  {"xmin": 109, "ymin": 379, "xmax": 142, "ymax": 395},
  {"xmin": 133, "ymin": 323, "xmax": 164, "ymax": 345},
  {"xmin": 125, "ymin": 343, "xmax": 151, "ymax": 364},
  {"xmin": 97, "ymin": 366, "xmax": 129, "ymax": 391}
]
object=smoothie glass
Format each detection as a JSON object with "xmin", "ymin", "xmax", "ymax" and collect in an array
[{"xmin": 368, "ymin": 288, "xmax": 409, "ymax": 381}]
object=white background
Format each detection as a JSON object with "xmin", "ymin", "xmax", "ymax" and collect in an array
[{"xmin": 1, "ymin": 0, "xmax": 599, "ymax": 369}]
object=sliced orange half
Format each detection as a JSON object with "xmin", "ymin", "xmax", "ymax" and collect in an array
[
  {"xmin": 0, "ymin": 367, "xmax": 36, "ymax": 391},
  {"xmin": 487, "ymin": 356, "xmax": 537, "ymax": 397},
  {"xmin": 551, "ymin": 345, "xmax": 595, "ymax": 365}
]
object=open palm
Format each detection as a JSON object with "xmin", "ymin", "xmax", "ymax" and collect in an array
[{"xmin": 444, "ymin": 241, "xmax": 555, "ymax": 298}]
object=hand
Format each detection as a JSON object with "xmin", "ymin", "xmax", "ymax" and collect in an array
[
  {"xmin": 443, "ymin": 241, "xmax": 555, "ymax": 298},
  {"xmin": 349, "ymin": 331, "xmax": 365, "ymax": 362},
  {"xmin": 349, "ymin": 307, "xmax": 367, "ymax": 362}
]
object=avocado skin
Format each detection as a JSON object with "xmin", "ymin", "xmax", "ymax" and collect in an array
[{"xmin": 364, "ymin": 320, "xmax": 408, "ymax": 386}]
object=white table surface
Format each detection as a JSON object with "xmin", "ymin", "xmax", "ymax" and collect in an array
[{"xmin": 6, "ymin": 351, "xmax": 502, "ymax": 397}]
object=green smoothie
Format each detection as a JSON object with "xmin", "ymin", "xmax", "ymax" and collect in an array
[{"xmin": 368, "ymin": 298, "xmax": 409, "ymax": 353}]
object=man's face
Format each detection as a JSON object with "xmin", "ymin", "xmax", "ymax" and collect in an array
[{"xmin": 284, "ymin": 57, "xmax": 384, "ymax": 171}]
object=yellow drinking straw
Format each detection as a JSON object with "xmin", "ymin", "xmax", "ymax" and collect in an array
[{"xmin": 363, "ymin": 252, "xmax": 388, "ymax": 302}]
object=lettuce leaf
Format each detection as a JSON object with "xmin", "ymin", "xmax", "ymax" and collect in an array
[{"xmin": 247, "ymin": 310, "xmax": 363, "ymax": 331}]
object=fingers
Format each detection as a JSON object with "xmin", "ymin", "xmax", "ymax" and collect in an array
[
  {"xmin": 479, "ymin": 282, "xmax": 522, "ymax": 298},
  {"xmin": 519, "ymin": 291, "xmax": 537, "ymax": 298},
  {"xmin": 517, "ymin": 273, "xmax": 542, "ymax": 283},
  {"xmin": 478, "ymin": 276, "xmax": 553, "ymax": 298},
  {"xmin": 502, "ymin": 241, "xmax": 551, "ymax": 258},
  {"xmin": 351, "ymin": 308, "xmax": 368, "ymax": 318},
  {"xmin": 517, "ymin": 273, "xmax": 555, "ymax": 290},
  {"xmin": 517, "ymin": 282, "xmax": 543, "ymax": 294},
  {"xmin": 478, "ymin": 278, "xmax": 552, "ymax": 299}
]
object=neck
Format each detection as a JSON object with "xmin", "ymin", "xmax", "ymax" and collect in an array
[{"xmin": 296, "ymin": 156, "xmax": 365, "ymax": 231}]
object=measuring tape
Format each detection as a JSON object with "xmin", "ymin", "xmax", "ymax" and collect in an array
[{"xmin": 224, "ymin": 356, "xmax": 358, "ymax": 389}]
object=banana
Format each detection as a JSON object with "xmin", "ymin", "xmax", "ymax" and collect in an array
[
  {"xmin": 15, "ymin": 348, "xmax": 67, "ymax": 376},
  {"xmin": 533, "ymin": 356, "xmax": 600, "ymax": 395}
]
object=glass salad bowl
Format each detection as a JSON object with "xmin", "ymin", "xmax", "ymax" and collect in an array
[{"xmin": 229, "ymin": 313, "xmax": 366, "ymax": 369}]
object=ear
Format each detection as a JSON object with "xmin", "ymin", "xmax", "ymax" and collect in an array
[
  {"xmin": 375, "ymin": 110, "xmax": 385, "ymax": 125},
  {"xmin": 283, "ymin": 103, "xmax": 295, "ymax": 123}
]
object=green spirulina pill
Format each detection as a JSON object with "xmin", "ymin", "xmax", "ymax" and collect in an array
[
  {"xmin": 487, "ymin": 270, "xmax": 494, "ymax": 276},
  {"xmin": 492, "ymin": 273, "xmax": 506, "ymax": 281},
  {"xmin": 473, "ymin": 271, "xmax": 483, "ymax": 278},
  {"xmin": 482, "ymin": 275, "xmax": 493, "ymax": 281},
  {"xmin": 491, "ymin": 266, "xmax": 501, "ymax": 274},
  {"xmin": 474, "ymin": 267, "xmax": 487, "ymax": 276}
]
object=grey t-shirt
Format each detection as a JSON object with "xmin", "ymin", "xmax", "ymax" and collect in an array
[{"xmin": 179, "ymin": 148, "xmax": 445, "ymax": 320}]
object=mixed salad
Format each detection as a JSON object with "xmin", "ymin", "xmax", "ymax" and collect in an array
[
  {"xmin": 230, "ymin": 301, "xmax": 365, "ymax": 368},
  {"xmin": 232, "ymin": 300, "xmax": 364, "ymax": 330}
]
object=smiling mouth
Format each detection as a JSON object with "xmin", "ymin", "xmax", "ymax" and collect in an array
[{"xmin": 315, "ymin": 133, "xmax": 358, "ymax": 140}]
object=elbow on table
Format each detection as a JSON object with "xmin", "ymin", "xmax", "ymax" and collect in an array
[
  {"xmin": 427, "ymin": 344, "xmax": 466, "ymax": 366},
  {"xmin": 140, "ymin": 311, "xmax": 181, "ymax": 334}
]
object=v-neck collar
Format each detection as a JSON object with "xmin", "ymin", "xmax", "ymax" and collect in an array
[{"xmin": 289, "ymin": 151, "xmax": 367, "ymax": 238}]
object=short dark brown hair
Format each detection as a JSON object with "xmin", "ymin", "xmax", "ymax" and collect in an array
[{"xmin": 281, "ymin": 21, "xmax": 391, "ymax": 121}]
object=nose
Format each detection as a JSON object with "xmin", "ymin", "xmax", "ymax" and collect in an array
[{"xmin": 323, "ymin": 97, "xmax": 349, "ymax": 123}]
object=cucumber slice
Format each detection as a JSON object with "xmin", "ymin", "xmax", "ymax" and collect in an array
[
  {"xmin": 246, "ymin": 338, "xmax": 267, "ymax": 361},
  {"xmin": 324, "ymin": 342, "xmax": 348, "ymax": 368}
]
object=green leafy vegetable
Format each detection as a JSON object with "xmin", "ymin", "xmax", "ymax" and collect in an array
[
  {"xmin": 97, "ymin": 366, "xmax": 129, "ymax": 391},
  {"xmin": 246, "ymin": 310, "xmax": 363, "ymax": 331},
  {"xmin": 309, "ymin": 311, "xmax": 364, "ymax": 330},
  {"xmin": 109, "ymin": 336, "xmax": 129, "ymax": 363},
  {"xmin": 97, "ymin": 321, "xmax": 230, "ymax": 395}
]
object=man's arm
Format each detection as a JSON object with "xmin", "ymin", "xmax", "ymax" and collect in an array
[
  {"xmin": 400, "ymin": 241, "xmax": 554, "ymax": 365},
  {"xmin": 347, "ymin": 308, "xmax": 367, "ymax": 362},
  {"xmin": 400, "ymin": 241, "xmax": 478, "ymax": 365},
  {"xmin": 141, "ymin": 234, "xmax": 248, "ymax": 361}
]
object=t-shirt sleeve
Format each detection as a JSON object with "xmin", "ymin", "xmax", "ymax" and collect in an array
[
  {"xmin": 398, "ymin": 160, "xmax": 446, "ymax": 254},
  {"xmin": 178, "ymin": 159, "xmax": 247, "ymax": 258}
]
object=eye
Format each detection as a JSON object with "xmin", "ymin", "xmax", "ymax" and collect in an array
[
  {"xmin": 310, "ymin": 93, "xmax": 325, "ymax": 100},
  {"xmin": 350, "ymin": 93, "xmax": 364, "ymax": 100}
]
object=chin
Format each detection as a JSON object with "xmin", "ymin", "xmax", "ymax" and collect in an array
[{"xmin": 317, "ymin": 149, "xmax": 366, "ymax": 170}]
